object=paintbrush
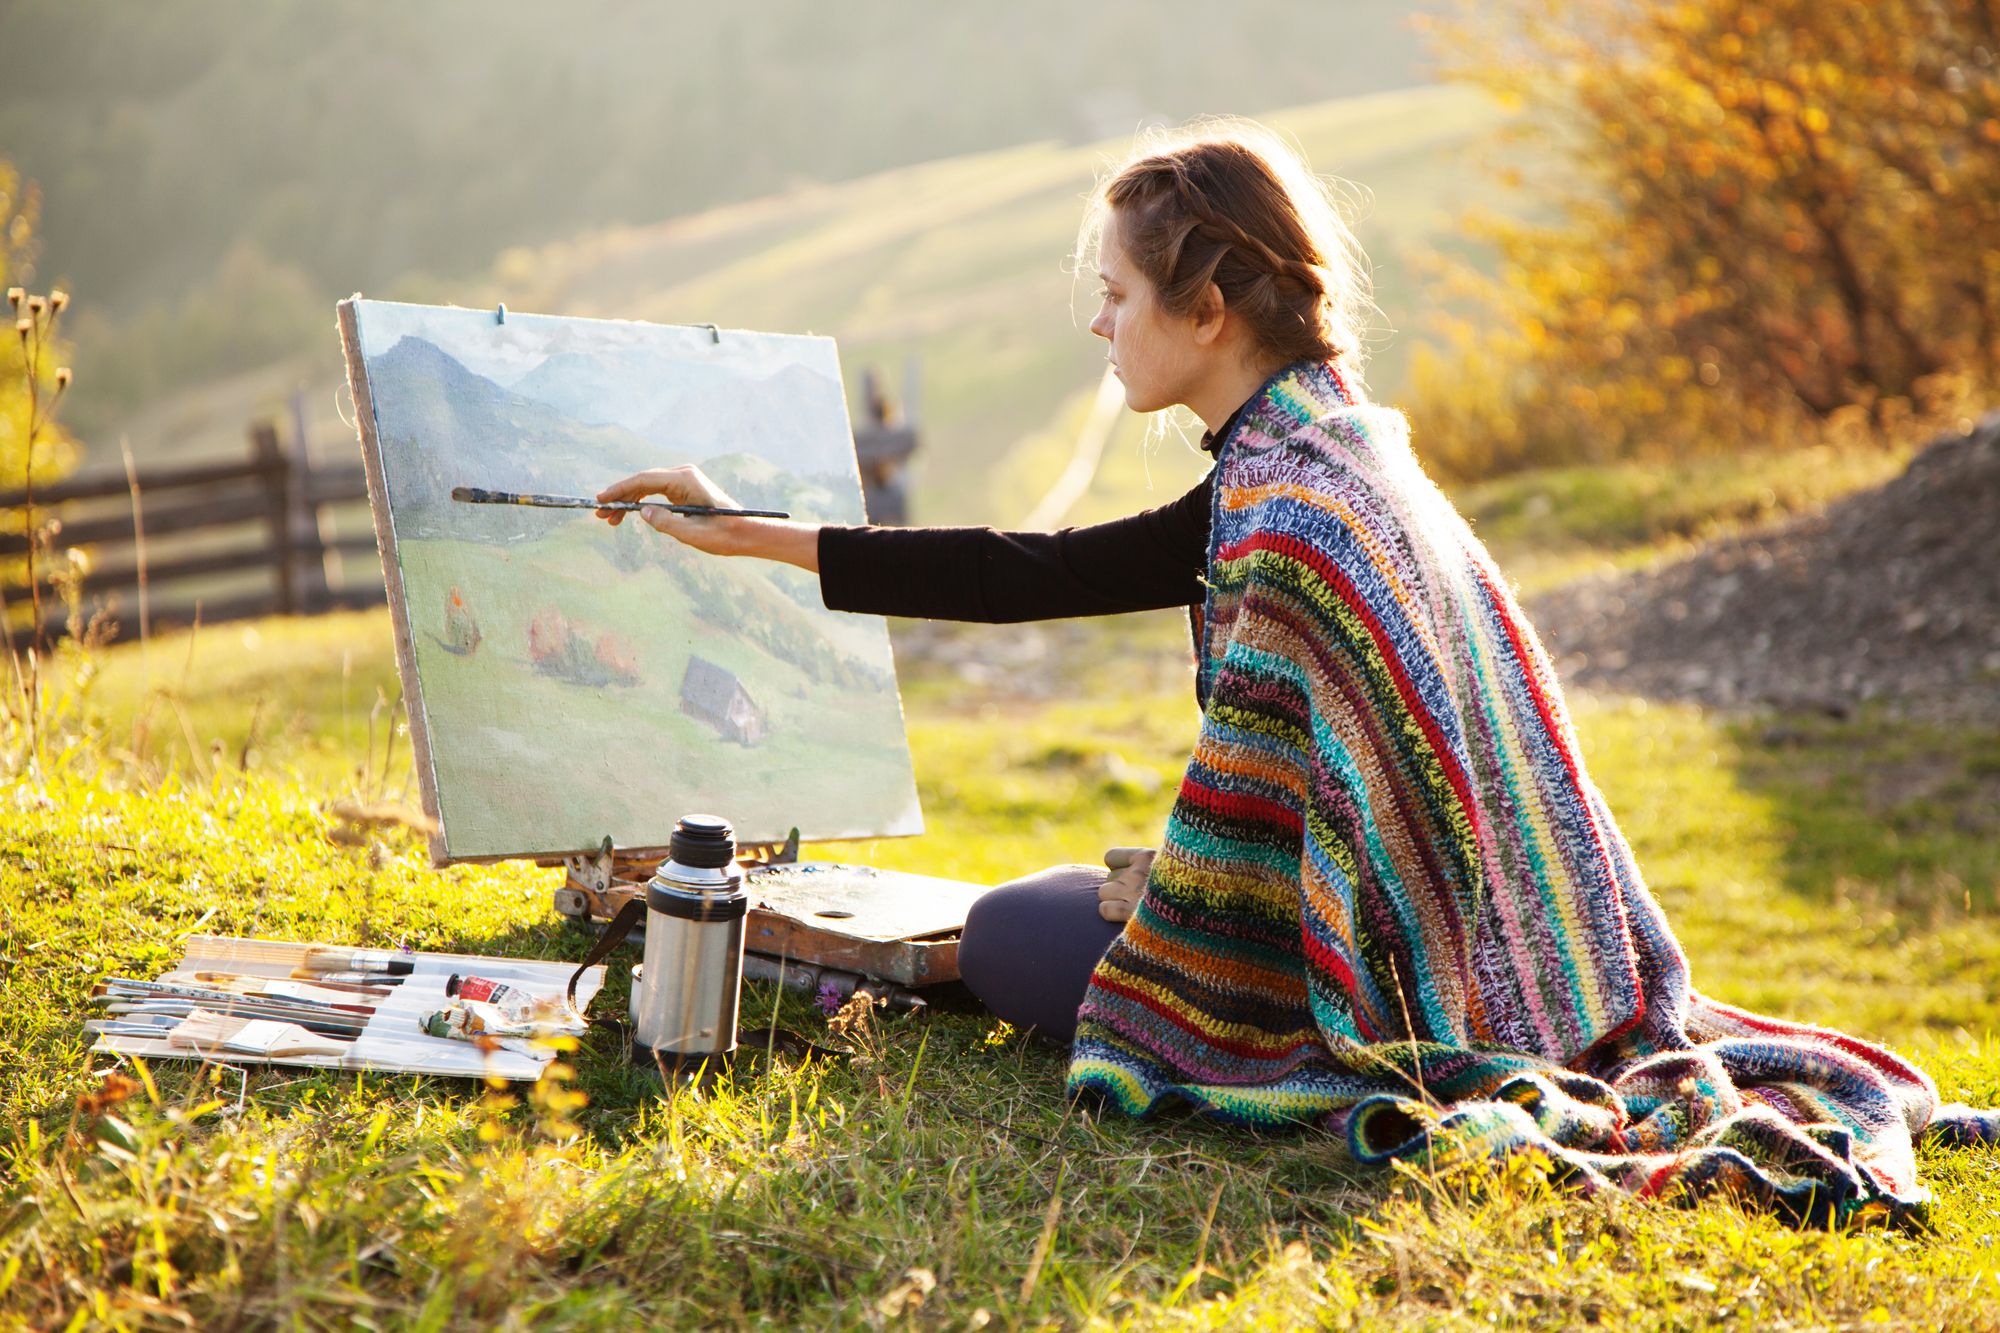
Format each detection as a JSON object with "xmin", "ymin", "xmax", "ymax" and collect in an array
[
  {"xmin": 97, "ymin": 1000, "xmax": 368, "ymax": 1038},
  {"xmin": 195, "ymin": 964, "xmax": 394, "ymax": 996},
  {"xmin": 299, "ymin": 946, "xmax": 416, "ymax": 977},
  {"xmin": 189, "ymin": 973, "xmax": 392, "ymax": 1004},
  {"xmin": 170, "ymin": 1009, "xmax": 352, "ymax": 1059},
  {"xmin": 451, "ymin": 485, "xmax": 790, "ymax": 519},
  {"xmin": 100, "ymin": 977, "xmax": 378, "ymax": 1016},
  {"xmin": 96, "ymin": 996, "xmax": 346, "ymax": 1032},
  {"xmin": 96, "ymin": 984, "xmax": 374, "ymax": 1025}
]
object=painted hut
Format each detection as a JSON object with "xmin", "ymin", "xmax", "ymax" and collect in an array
[{"xmin": 679, "ymin": 655, "xmax": 767, "ymax": 745}]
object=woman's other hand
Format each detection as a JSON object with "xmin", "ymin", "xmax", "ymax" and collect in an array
[
  {"xmin": 595, "ymin": 465, "xmax": 821, "ymax": 571},
  {"xmin": 1098, "ymin": 846, "xmax": 1155, "ymax": 922}
]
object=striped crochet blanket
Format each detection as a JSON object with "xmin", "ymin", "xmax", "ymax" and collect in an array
[{"xmin": 1065, "ymin": 359, "xmax": 1997, "ymax": 1224}]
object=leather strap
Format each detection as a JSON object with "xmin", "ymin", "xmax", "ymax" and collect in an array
[
  {"xmin": 566, "ymin": 896, "xmax": 648, "ymax": 1016},
  {"xmin": 730, "ymin": 1023, "xmax": 847, "ymax": 1064}
]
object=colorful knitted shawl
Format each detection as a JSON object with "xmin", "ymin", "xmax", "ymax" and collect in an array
[{"xmin": 1066, "ymin": 359, "xmax": 1996, "ymax": 1225}]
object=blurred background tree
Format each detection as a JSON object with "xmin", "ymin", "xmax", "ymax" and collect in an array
[{"xmin": 1409, "ymin": 0, "xmax": 2000, "ymax": 479}]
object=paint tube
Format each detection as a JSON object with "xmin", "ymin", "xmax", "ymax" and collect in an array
[
  {"xmin": 445, "ymin": 973, "xmax": 536, "ymax": 1011},
  {"xmin": 420, "ymin": 996, "xmax": 585, "ymax": 1041},
  {"xmin": 419, "ymin": 1002, "xmax": 481, "ymax": 1041}
]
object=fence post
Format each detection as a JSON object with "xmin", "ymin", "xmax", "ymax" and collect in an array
[
  {"xmin": 288, "ymin": 387, "xmax": 331, "ymax": 613},
  {"xmin": 252, "ymin": 421, "xmax": 297, "ymax": 616}
]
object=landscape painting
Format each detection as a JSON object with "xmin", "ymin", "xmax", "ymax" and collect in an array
[{"xmin": 337, "ymin": 298, "xmax": 922, "ymax": 862}]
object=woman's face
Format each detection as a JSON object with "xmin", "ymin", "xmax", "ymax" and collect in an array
[{"xmin": 1089, "ymin": 209, "xmax": 1206, "ymax": 413}]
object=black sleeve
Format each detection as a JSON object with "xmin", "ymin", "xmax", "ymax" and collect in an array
[{"xmin": 817, "ymin": 472, "xmax": 1212, "ymax": 623}]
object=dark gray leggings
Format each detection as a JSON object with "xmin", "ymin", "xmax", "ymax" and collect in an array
[{"xmin": 955, "ymin": 863, "xmax": 1125, "ymax": 1043}]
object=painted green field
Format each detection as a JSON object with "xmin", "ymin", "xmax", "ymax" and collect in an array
[{"xmin": 391, "ymin": 527, "xmax": 917, "ymax": 858}]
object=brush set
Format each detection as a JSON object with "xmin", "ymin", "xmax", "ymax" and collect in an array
[
  {"xmin": 86, "ymin": 973, "xmax": 384, "ymax": 1053},
  {"xmin": 84, "ymin": 935, "xmax": 610, "ymax": 1081}
]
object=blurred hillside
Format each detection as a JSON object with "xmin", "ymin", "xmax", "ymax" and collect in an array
[{"xmin": 48, "ymin": 79, "xmax": 1514, "ymax": 525}]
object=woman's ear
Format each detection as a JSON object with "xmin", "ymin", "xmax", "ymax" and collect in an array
[{"xmin": 1190, "ymin": 281, "xmax": 1228, "ymax": 346}]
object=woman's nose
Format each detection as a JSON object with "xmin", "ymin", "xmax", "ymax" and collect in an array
[{"xmin": 1089, "ymin": 309, "xmax": 1111, "ymax": 340}]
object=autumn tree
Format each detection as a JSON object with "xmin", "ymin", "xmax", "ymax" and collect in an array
[{"xmin": 1409, "ymin": 0, "xmax": 2000, "ymax": 478}]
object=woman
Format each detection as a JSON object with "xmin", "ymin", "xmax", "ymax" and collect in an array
[{"xmin": 598, "ymin": 122, "xmax": 1993, "ymax": 1224}]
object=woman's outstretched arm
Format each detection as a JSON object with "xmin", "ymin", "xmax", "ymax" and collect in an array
[{"xmin": 596, "ymin": 463, "xmax": 1214, "ymax": 624}]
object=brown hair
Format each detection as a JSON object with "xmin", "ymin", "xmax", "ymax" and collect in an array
[{"xmin": 1082, "ymin": 120, "xmax": 1376, "ymax": 380}]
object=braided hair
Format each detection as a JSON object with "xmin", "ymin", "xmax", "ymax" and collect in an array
[{"xmin": 1084, "ymin": 121, "xmax": 1375, "ymax": 378}]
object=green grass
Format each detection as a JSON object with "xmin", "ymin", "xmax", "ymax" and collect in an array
[
  {"xmin": 4, "ymin": 595, "xmax": 2000, "ymax": 1328},
  {"xmin": 1451, "ymin": 442, "xmax": 1918, "ymax": 598}
]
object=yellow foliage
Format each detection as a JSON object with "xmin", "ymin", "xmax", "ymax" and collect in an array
[{"xmin": 1408, "ymin": 0, "xmax": 2000, "ymax": 479}]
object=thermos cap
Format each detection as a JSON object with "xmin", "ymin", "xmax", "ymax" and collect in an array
[{"xmin": 670, "ymin": 813, "xmax": 736, "ymax": 870}]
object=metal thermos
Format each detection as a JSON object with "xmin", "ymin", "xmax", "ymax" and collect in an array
[{"xmin": 633, "ymin": 813, "xmax": 749, "ymax": 1061}]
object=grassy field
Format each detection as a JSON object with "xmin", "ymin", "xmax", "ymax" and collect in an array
[{"xmin": 5, "ymin": 468, "xmax": 2000, "ymax": 1327}]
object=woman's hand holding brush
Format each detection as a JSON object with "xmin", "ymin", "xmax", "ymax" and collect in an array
[{"xmin": 595, "ymin": 464, "xmax": 822, "ymax": 571}]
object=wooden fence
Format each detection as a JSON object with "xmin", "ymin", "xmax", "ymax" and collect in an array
[{"xmin": 0, "ymin": 417, "xmax": 383, "ymax": 646}]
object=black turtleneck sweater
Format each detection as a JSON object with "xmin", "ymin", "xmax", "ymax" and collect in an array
[{"xmin": 817, "ymin": 402, "xmax": 1244, "ymax": 623}]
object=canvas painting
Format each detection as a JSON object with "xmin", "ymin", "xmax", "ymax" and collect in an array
[{"xmin": 337, "ymin": 298, "xmax": 923, "ymax": 862}]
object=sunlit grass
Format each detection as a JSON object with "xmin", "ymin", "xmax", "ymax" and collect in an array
[{"xmin": 6, "ymin": 589, "xmax": 1999, "ymax": 1325}]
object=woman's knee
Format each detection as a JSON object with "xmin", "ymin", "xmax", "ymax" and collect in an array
[{"xmin": 958, "ymin": 863, "xmax": 1124, "ymax": 1042}]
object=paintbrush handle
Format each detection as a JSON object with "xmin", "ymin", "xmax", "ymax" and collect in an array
[
  {"xmin": 649, "ymin": 502, "xmax": 792, "ymax": 519},
  {"xmin": 104, "ymin": 1000, "xmax": 367, "ymax": 1037},
  {"xmin": 171, "ymin": 1013, "xmax": 351, "ymax": 1059},
  {"xmin": 293, "ymin": 970, "xmax": 405, "ymax": 988},
  {"xmin": 301, "ymin": 947, "xmax": 415, "ymax": 977},
  {"xmin": 192, "ymin": 975, "xmax": 385, "ymax": 1007},
  {"xmin": 86, "ymin": 1016, "xmax": 178, "ymax": 1035},
  {"xmin": 103, "ymin": 991, "xmax": 367, "ymax": 1019},
  {"xmin": 103, "ymin": 977, "xmax": 377, "ymax": 1015},
  {"xmin": 450, "ymin": 486, "xmax": 790, "ymax": 519},
  {"xmin": 89, "ymin": 1023, "xmax": 173, "ymax": 1039},
  {"xmin": 196, "ymin": 971, "xmax": 393, "ymax": 995}
]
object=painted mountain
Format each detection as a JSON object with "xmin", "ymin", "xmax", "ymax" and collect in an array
[
  {"xmin": 509, "ymin": 348, "xmax": 858, "ymax": 488},
  {"xmin": 363, "ymin": 334, "xmax": 866, "ymax": 538},
  {"xmin": 364, "ymin": 334, "xmax": 655, "ymax": 540}
]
